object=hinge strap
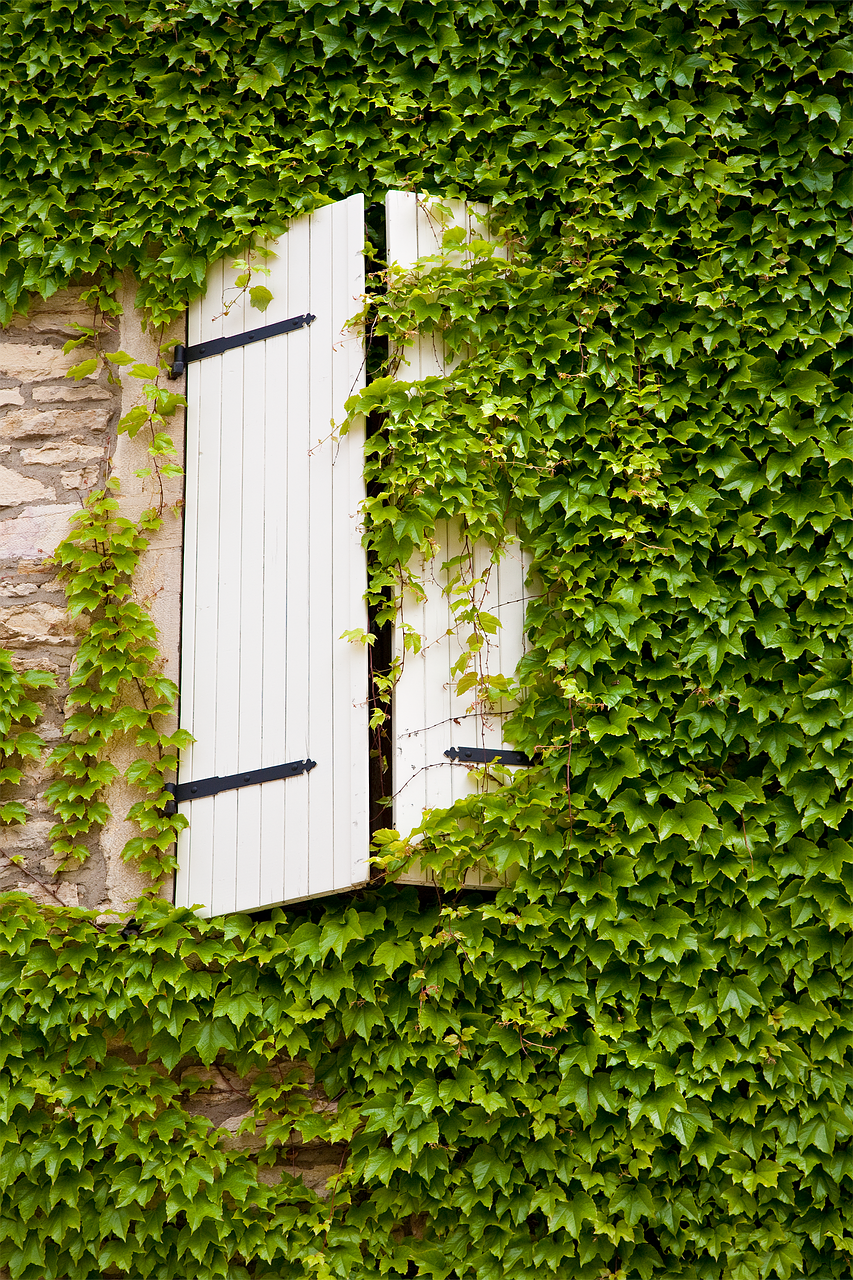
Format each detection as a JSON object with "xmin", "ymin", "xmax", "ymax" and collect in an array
[
  {"xmin": 169, "ymin": 312, "xmax": 316, "ymax": 377},
  {"xmin": 444, "ymin": 747, "xmax": 532, "ymax": 766},
  {"xmin": 167, "ymin": 758, "xmax": 316, "ymax": 804}
]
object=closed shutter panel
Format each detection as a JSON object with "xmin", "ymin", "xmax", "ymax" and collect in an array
[
  {"xmin": 385, "ymin": 193, "xmax": 532, "ymax": 879},
  {"xmin": 174, "ymin": 195, "xmax": 369, "ymax": 917}
]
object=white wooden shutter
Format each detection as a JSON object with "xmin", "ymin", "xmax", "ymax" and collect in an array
[
  {"xmin": 174, "ymin": 195, "xmax": 369, "ymax": 917},
  {"xmin": 385, "ymin": 193, "xmax": 532, "ymax": 878}
]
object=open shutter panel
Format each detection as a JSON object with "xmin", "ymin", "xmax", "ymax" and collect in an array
[
  {"xmin": 385, "ymin": 192, "xmax": 532, "ymax": 880},
  {"xmin": 174, "ymin": 195, "xmax": 369, "ymax": 917}
]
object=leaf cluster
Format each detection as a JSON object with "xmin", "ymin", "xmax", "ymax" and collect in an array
[
  {"xmin": 1, "ymin": 867, "xmax": 853, "ymax": 1280},
  {"xmin": 45, "ymin": 492, "xmax": 190, "ymax": 876},
  {"xmin": 0, "ymin": 651, "xmax": 55, "ymax": 830}
]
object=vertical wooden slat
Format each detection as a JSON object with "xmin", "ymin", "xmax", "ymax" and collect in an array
[
  {"xmin": 231, "ymin": 318, "xmax": 268, "ymax": 909},
  {"xmin": 176, "ymin": 256, "xmax": 227, "ymax": 910},
  {"xmin": 257, "ymin": 232, "xmax": 294, "ymax": 911},
  {"xmin": 332, "ymin": 194, "xmax": 370, "ymax": 891},
  {"xmin": 306, "ymin": 204, "xmax": 336, "ymax": 898},
  {"xmin": 281, "ymin": 212, "xmax": 313, "ymax": 907},
  {"xmin": 174, "ymin": 195, "xmax": 368, "ymax": 917},
  {"xmin": 385, "ymin": 193, "xmax": 532, "ymax": 878}
]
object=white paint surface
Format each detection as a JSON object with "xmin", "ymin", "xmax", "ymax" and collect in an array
[{"xmin": 175, "ymin": 195, "xmax": 369, "ymax": 916}]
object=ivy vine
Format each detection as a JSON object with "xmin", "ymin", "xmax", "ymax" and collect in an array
[
  {"xmin": 44, "ymin": 490, "xmax": 189, "ymax": 880},
  {"xmin": 0, "ymin": 651, "xmax": 58, "ymax": 906},
  {"xmin": 40, "ymin": 326, "xmax": 190, "ymax": 878}
]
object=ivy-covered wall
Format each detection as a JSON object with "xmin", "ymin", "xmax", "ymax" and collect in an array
[
  {"xmin": 0, "ymin": 290, "xmax": 118, "ymax": 910},
  {"xmin": 0, "ymin": 280, "xmax": 184, "ymax": 915},
  {"xmin": 2, "ymin": 1, "xmax": 853, "ymax": 1278}
]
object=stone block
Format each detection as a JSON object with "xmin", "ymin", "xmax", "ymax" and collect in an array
[
  {"xmin": 0, "ymin": 344, "xmax": 99, "ymax": 382},
  {"xmin": 298, "ymin": 1164, "xmax": 339, "ymax": 1198},
  {"xmin": 13, "ymin": 879, "xmax": 80, "ymax": 908},
  {"xmin": 0, "ymin": 504, "xmax": 78, "ymax": 561},
  {"xmin": 0, "ymin": 818, "xmax": 52, "ymax": 854},
  {"xmin": 0, "ymin": 467, "xmax": 55, "ymax": 504},
  {"xmin": 0, "ymin": 389, "xmax": 24, "ymax": 407},
  {"xmin": 0, "ymin": 408, "xmax": 112, "ymax": 440},
  {"xmin": 33, "ymin": 384, "xmax": 112, "ymax": 403},
  {"xmin": 8, "ymin": 289, "xmax": 112, "ymax": 337},
  {"xmin": 0, "ymin": 600, "xmax": 76, "ymax": 645},
  {"xmin": 217, "ymin": 1111, "xmax": 265, "ymax": 1152},
  {"xmin": 61, "ymin": 466, "xmax": 100, "ymax": 490},
  {"xmin": 21, "ymin": 442, "xmax": 104, "ymax": 466}
]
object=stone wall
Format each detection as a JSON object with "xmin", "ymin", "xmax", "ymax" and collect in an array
[{"xmin": 0, "ymin": 281, "xmax": 185, "ymax": 915}]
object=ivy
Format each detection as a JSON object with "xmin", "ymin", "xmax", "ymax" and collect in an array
[
  {"xmin": 44, "ymin": 490, "xmax": 190, "ymax": 878},
  {"xmin": 0, "ymin": 650, "xmax": 55, "ymax": 831},
  {"xmin": 2, "ymin": 0, "xmax": 853, "ymax": 1277},
  {"xmin": 36, "ymin": 321, "xmax": 190, "ymax": 877},
  {"xmin": 2, "ymin": 877, "xmax": 853, "ymax": 1279},
  {"xmin": 3, "ymin": 0, "xmax": 848, "ymax": 324}
]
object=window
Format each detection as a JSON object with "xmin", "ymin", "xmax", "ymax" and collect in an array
[{"xmin": 174, "ymin": 194, "xmax": 530, "ymax": 915}]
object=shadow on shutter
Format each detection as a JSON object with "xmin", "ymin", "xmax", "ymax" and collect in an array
[
  {"xmin": 174, "ymin": 195, "xmax": 369, "ymax": 917},
  {"xmin": 385, "ymin": 192, "xmax": 534, "ymax": 889}
]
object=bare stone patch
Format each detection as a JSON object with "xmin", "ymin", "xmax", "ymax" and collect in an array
[
  {"xmin": 7, "ymin": 289, "xmax": 112, "ymax": 337},
  {"xmin": 0, "ymin": 389, "xmax": 25, "ymax": 407},
  {"xmin": 21, "ymin": 442, "xmax": 104, "ymax": 466},
  {"xmin": 0, "ymin": 504, "xmax": 79, "ymax": 561},
  {"xmin": 0, "ymin": 344, "xmax": 100, "ymax": 382},
  {"xmin": 33, "ymin": 384, "xmax": 112, "ymax": 403},
  {"xmin": 61, "ymin": 466, "xmax": 100, "ymax": 490},
  {"xmin": 0, "ymin": 819, "xmax": 53, "ymax": 855},
  {"xmin": 0, "ymin": 408, "xmax": 111, "ymax": 440},
  {"xmin": 0, "ymin": 467, "xmax": 55, "ymax": 505},
  {"xmin": 0, "ymin": 600, "xmax": 76, "ymax": 645},
  {"xmin": 12, "ymin": 879, "xmax": 80, "ymax": 908}
]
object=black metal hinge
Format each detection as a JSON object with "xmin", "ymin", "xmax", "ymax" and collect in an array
[
  {"xmin": 169, "ymin": 313, "xmax": 316, "ymax": 378},
  {"xmin": 165, "ymin": 758, "xmax": 316, "ymax": 806},
  {"xmin": 444, "ymin": 747, "xmax": 533, "ymax": 766}
]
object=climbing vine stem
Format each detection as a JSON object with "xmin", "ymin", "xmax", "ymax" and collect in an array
[{"xmin": 45, "ymin": 491, "xmax": 191, "ymax": 879}]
